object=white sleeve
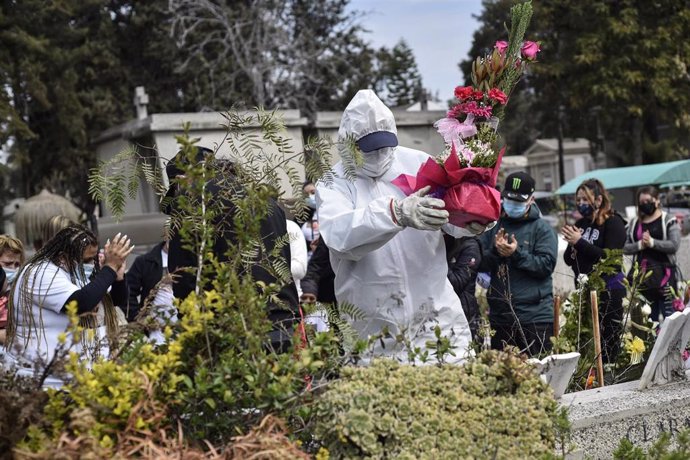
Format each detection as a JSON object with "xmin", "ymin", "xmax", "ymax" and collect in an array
[
  {"xmin": 316, "ymin": 180, "xmax": 403, "ymax": 261},
  {"xmin": 17, "ymin": 263, "xmax": 79, "ymax": 314},
  {"xmin": 286, "ymin": 220, "xmax": 308, "ymax": 280}
]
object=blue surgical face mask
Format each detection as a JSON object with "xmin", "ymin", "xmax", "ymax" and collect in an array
[
  {"xmin": 577, "ymin": 203, "xmax": 594, "ymax": 217},
  {"xmin": 503, "ymin": 199, "xmax": 529, "ymax": 219},
  {"xmin": 306, "ymin": 193, "xmax": 317, "ymax": 209},
  {"xmin": 3, "ymin": 268, "xmax": 17, "ymax": 284},
  {"xmin": 82, "ymin": 263, "xmax": 95, "ymax": 281}
]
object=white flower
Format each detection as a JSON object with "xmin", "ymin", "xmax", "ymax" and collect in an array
[
  {"xmin": 641, "ymin": 304, "xmax": 652, "ymax": 317},
  {"xmin": 622, "ymin": 297, "xmax": 630, "ymax": 308},
  {"xmin": 577, "ymin": 274, "xmax": 589, "ymax": 287},
  {"xmin": 436, "ymin": 145, "xmax": 452, "ymax": 162}
]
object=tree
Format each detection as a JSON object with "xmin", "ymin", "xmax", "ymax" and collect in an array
[
  {"xmin": 382, "ymin": 40, "xmax": 423, "ymax": 108},
  {"xmin": 0, "ymin": 0, "xmax": 131, "ymax": 214},
  {"xmin": 168, "ymin": 0, "xmax": 380, "ymax": 120},
  {"xmin": 108, "ymin": 0, "xmax": 202, "ymax": 114},
  {"xmin": 538, "ymin": 0, "xmax": 690, "ymax": 165}
]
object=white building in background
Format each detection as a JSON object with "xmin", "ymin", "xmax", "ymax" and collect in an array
[
  {"xmin": 524, "ymin": 138, "xmax": 595, "ymax": 192},
  {"xmin": 500, "ymin": 154, "xmax": 528, "ymax": 179}
]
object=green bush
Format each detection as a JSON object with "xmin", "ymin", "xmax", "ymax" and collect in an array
[
  {"xmin": 615, "ymin": 430, "xmax": 690, "ymax": 459},
  {"xmin": 311, "ymin": 350, "xmax": 559, "ymax": 459}
]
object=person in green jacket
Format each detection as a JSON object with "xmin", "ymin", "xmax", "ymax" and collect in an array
[{"xmin": 479, "ymin": 172, "xmax": 558, "ymax": 356}]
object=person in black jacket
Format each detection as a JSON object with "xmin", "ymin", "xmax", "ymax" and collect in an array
[
  {"xmin": 445, "ymin": 234, "xmax": 481, "ymax": 341},
  {"xmin": 125, "ymin": 240, "xmax": 168, "ymax": 322},
  {"xmin": 300, "ymin": 237, "xmax": 336, "ymax": 306},
  {"xmin": 164, "ymin": 147, "xmax": 299, "ymax": 352},
  {"xmin": 563, "ymin": 178, "xmax": 627, "ymax": 363},
  {"xmin": 479, "ymin": 172, "xmax": 558, "ymax": 357},
  {"xmin": 623, "ymin": 186, "xmax": 681, "ymax": 321}
]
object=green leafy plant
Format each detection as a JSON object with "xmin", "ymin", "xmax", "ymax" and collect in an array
[
  {"xmin": 16, "ymin": 109, "xmax": 341, "ymax": 456},
  {"xmin": 614, "ymin": 430, "xmax": 690, "ymax": 459},
  {"xmin": 311, "ymin": 349, "xmax": 560, "ymax": 459},
  {"xmin": 553, "ymin": 250, "xmax": 656, "ymax": 390}
]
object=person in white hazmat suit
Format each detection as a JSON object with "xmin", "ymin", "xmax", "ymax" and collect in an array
[{"xmin": 316, "ymin": 90, "xmax": 480, "ymax": 364}]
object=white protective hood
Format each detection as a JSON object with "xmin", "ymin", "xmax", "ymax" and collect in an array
[
  {"xmin": 318, "ymin": 111, "xmax": 471, "ymax": 363},
  {"xmin": 338, "ymin": 90, "xmax": 397, "ymax": 178}
]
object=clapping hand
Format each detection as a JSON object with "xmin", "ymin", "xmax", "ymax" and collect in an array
[
  {"xmin": 103, "ymin": 233, "xmax": 134, "ymax": 273},
  {"xmin": 641, "ymin": 230, "xmax": 652, "ymax": 248},
  {"xmin": 561, "ymin": 225, "xmax": 582, "ymax": 245},
  {"xmin": 494, "ymin": 228, "xmax": 517, "ymax": 257}
]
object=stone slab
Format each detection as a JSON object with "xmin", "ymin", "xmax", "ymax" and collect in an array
[
  {"xmin": 560, "ymin": 379, "xmax": 690, "ymax": 459},
  {"xmin": 529, "ymin": 352, "xmax": 581, "ymax": 399},
  {"xmin": 640, "ymin": 308, "xmax": 690, "ymax": 389}
]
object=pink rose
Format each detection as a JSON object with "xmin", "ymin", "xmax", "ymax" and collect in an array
[
  {"xmin": 521, "ymin": 41, "xmax": 540, "ymax": 60},
  {"xmin": 494, "ymin": 40, "xmax": 508, "ymax": 54}
]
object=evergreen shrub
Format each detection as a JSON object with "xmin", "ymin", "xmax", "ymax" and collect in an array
[{"xmin": 312, "ymin": 350, "xmax": 559, "ymax": 459}]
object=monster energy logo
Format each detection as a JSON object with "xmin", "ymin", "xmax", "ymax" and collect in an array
[{"xmin": 512, "ymin": 177, "xmax": 522, "ymax": 190}]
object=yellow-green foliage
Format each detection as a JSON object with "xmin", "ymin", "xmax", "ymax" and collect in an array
[
  {"xmin": 312, "ymin": 350, "xmax": 558, "ymax": 459},
  {"xmin": 21, "ymin": 294, "xmax": 211, "ymax": 449}
]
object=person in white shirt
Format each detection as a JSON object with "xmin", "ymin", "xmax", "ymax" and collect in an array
[
  {"xmin": 286, "ymin": 219, "xmax": 307, "ymax": 296},
  {"xmin": 5, "ymin": 226, "xmax": 133, "ymax": 374}
]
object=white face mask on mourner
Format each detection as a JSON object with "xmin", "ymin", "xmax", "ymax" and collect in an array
[{"xmin": 361, "ymin": 146, "xmax": 396, "ymax": 178}]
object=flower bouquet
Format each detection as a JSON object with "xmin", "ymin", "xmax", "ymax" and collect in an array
[{"xmin": 393, "ymin": 1, "xmax": 539, "ymax": 227}]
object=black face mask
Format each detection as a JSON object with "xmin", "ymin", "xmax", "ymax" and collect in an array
[
  {"xmin": 639, "ymin": 202, "xmax": 657, "ymax": 216},
  {"xmin": 577, "ymin": 203, "xmax": 594, "ymax": 217}
]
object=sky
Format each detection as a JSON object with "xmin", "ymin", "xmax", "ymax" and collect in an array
[{"xmin": 348, "ymin": 0, "xmax": 485, "ymax": 101}]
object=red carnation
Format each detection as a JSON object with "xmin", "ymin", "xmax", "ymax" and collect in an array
[
  {"xmin": 473, "ymin": 90, "xmax": 484, "ymax": 100},
  {"xmin": 488, "ymin": 88, "xmax": 508, "ymax": 105},
  {"xmin": 454, "ymin": 86, "xmax": 474, "ymax": 101}
]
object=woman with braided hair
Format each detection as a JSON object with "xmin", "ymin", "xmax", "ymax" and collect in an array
[{"xmin": 5, "ymin": 225, "xmax": 133, "ymax": 373}]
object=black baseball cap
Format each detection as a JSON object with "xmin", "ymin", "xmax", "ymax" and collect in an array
[{"xmin": 502, "ymin": 171, "xmax": 535, "ymax": 202}]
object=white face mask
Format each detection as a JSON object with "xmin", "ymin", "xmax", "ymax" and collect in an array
[
  {"xmin": 3, "ymin": 268, "xmax": 17, "ymax": 284},
  {"xmin": 82, "ymin": 263, "xmax": 95, "ymax": 282},
  {"xmin": 360, "ymin": 146, "xmax": 395, "ymax": 178}
]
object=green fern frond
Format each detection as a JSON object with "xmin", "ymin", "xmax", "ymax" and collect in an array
[
  {"xmin": 107, "ymin": 170, "xmax": 128, "ymax": 218},
  {"xmin": 128, "ymin": 163, "xmax": 141, "ymax": 200},
  {"xmin": 88, "ymin": 166, "xmax": 106, "ymax": 203},
  {"xmin": 307, "ymin": 301, "xmax": 367, "ymax": 354},
  {"xmin": 336, "ymin": 302, "xmax": 368, "ymax": 322},
  {"xmin": 339, "ymin": 134, "xmax": 361, "ymax": 182},
  {"xmin": 141, "ymin": 160, "xmax": 168, "ymax": 198}
]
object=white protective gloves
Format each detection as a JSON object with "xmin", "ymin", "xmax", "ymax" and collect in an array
[{"xmin": 392, "ymin": 186, "xmax": 449, "ymax": 231}]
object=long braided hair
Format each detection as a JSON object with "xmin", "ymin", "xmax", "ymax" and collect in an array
[{"xmin": 7, "ymin": 225, "xmax": 120, "ymax": 360}]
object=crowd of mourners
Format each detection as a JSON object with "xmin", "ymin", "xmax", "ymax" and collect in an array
[{"xmin": 0, "ymin": 90, "xmax": 684, "ymax": 382}]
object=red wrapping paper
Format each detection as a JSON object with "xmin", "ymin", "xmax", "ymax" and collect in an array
[{"xmin": 392, "ymin": 145, "xmax": 506, "ymax": 226}]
